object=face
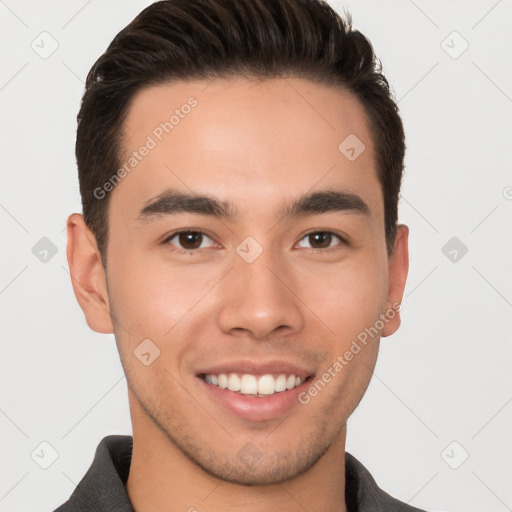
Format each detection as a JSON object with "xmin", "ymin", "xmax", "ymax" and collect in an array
[{"xmin": 69, "ymin": 77, "xmax": 408, "ymax": 485}]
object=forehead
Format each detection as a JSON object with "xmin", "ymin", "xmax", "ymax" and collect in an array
[{"xmin": 112, "ymin": 77, "xmax": 381, "ymax": 221}]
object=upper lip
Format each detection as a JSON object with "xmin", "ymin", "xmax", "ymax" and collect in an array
[{"xmin": 196, "ymin": 359, "xmax": 315, "ymax": 379}]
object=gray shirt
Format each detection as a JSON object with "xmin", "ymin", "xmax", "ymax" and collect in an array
[{"xmin": 53, "ymin": 435, "xmax": 427, "ymax": 511}]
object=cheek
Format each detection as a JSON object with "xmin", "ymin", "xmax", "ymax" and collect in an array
[
  {"xmin": 106, "ymin": 264, "xmax": 202, "ymax": 385},
  {"xmin": 295, "ymin": 253, "xmax": 389, "ymax": 342},
  {"xmin": 107, "ymin": 251, "xmax": 221, "ymax": 341}
]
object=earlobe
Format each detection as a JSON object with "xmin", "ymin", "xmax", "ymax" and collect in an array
[
  {"xmin": 66, "ymin": 213, "xmax": 114, "ymax": 334},
  {"xmin": 382, "ymin": 224, "xmax": 409, "ymax": 338}
]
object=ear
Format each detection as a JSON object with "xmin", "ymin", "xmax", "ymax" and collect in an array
[
  {"xmin": 66, "ymin": 213, "xmax": 114, "ymax": 334},
  {"xmin": 382, "ymin": 224, "xmax": 409, "ymax": 337}
]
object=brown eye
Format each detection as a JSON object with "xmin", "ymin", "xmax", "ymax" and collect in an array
[
  {"xmin": 309, "ymin": 232, "xmax": 333, "ymax": 248},
  {"xmin": 166, "ymin": 231, "xmax": 214, "ymax": 251},
  {"xmin": 178, "ymin": 232, "xmax": 203, "ymax": 249},
  {"xmin": 297, "ymin": 231, "xmax": 344, "ymax": 250}
]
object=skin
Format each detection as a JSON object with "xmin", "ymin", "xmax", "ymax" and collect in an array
[{"xmin": 67, "ymin": 77, "xmax": 409, "ymax": 512}]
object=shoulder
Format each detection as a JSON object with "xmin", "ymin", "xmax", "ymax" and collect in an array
[
  {"xmin": 51, "ymin": 435, "xmax": 134, "ymax": 512},
  {"xmin": 345, "ymin": 451, "xmax": 429, "ymax": 512}
]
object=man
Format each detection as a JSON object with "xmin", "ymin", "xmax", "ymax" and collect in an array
[{"xmin": 56, "ymin": 0, "xmax": 423, "ymax": 510}]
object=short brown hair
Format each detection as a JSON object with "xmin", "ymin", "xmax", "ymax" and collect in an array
[{"xmin": 76, "ymin": 0, "xmax": 405, "ymax": 265}]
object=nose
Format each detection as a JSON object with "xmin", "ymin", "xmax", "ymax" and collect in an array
[{"xmin": 217, "ymin": 250, "xmax": 305, "ymax": 341}]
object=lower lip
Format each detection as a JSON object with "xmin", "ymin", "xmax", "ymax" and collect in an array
[{"xmin": 197, "ymin": 376, "xmax": 311, "ymax": 422}]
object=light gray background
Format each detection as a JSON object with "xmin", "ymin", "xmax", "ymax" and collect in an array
[{"xmin": 1, "ymin": 1, "xmax": 511, "ymax": 511}]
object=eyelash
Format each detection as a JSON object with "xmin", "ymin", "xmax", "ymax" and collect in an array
[{"xmin": 162, "ymin": 229, "xmax": 348, "ymax": 254}]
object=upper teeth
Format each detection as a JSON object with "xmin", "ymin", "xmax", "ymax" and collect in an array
[{"xmin": 204, "ymin": 373, "xmax": 304, "ymax": 395}]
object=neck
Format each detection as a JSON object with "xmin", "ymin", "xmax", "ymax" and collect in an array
[{"xmin": 125, "ymin": 393, "xmax": 348, "ymax": 512}]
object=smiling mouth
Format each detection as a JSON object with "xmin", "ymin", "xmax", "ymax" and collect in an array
[{"xmin": 199, "ymin": 372, "xmax": 312, "ymax": 396}]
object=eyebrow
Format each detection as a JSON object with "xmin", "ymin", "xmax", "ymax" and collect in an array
[{"xmin": 136, "ymin": 188, "xmax": 369, "ymax": 222}]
